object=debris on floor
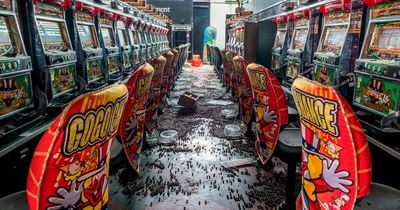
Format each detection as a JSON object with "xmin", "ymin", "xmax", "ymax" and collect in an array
[{"xmin": 109, "ymin": 65, "xmax": 289, "ymax": 210}]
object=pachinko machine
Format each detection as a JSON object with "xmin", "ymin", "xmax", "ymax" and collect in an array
[
  {"xmin": 97, "ymin": 8, "xmax": 122, "ymax": 82},
  {"xmin": 353, "ymin": 0, "xmax": 400, "ymax": 132},
  {"xmin": 0, "ymin": 0, "xmax": 42, "ymax": 138},
  {"xmin": 30, "ymin": 0, "xmax": 79, "ymax": 107},
  {"xmin": 312, "ymin": 1, "xmax": 353, "ymax": 89},
  {"xmin": 285, "ymin": 9, "xmax": 321, "ymax": 85},
  {"xmin": 112, "ymin": 1, "xmax": 133, "ymax": 74},
  {"xmin": 71, "ymin": 1, "xmax": 106, "ymax": 90},
  {"xmin": 271, "ymin": 15, "xmax": 291, "ymax": 80}
]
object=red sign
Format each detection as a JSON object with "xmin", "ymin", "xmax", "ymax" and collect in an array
[
  {"xmin": 247, "ymin": 64, "xmax": 284, "ymax": 164},
  {"xmin": 146, "ymin": 56, "xmax": 167, "ymax": 134},
  {"xmin": 232, "ymin": 56, "xmax": 253, "ymax": 126},
  {"xmin": 292, "ymin": 77, "xmax": 371, "ymax": 210},
  {"xmin": 160, "ymin": 51, "xmax": 175, "ymax": 112},
  {"xmin": 27, "ymin": 84, "xmax": 128, "ymax": 209},
  {"xmin": 119, "ymin": 63, "xmax": 154, "ymax": 172}
]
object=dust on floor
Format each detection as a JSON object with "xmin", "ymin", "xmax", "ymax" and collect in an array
[{"xmin": 109, "ymin": 65, "xmax": 287, "ymax": 210}]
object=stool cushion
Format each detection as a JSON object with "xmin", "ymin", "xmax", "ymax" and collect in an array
[
  {"xmin": 27, "ymin": 84, "xmax": 128, "ymax": 210},
  {"xmin": 247, "ymin": 63, "xmax": 284, "ymax": 165},
  {"xmin": 119, "ymin": 63, "xmax": 154, "ymax": 173},
  {"xmin": 0, "ymin": 191, "xmax": 28, "ymax": 210},
  {"xmin": 277, "ymin": 129, "xmax": 302, "ymax": 161},
  {"xmin": 232, "ymin": 55, "xmax": 253, "ymax": 126},
  {"xmin": 355, "ymin": 183, "xmax": 400, "ymax": 210}
]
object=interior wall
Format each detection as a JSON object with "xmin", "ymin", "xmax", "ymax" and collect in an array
[{"xmin": 209, "ymin": 0, "xmax": 236, "ymax": 49}]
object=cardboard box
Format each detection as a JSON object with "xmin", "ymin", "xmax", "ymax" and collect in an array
[{"xmin": 178, "ymin": 91, "xmax": 200, "ymax": 109}]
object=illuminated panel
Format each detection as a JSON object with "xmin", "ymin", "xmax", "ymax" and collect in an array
[
  {"xmin": 101, "ymin": 27, "xmax": 115, "ymax": 48},
  {"xmin": 293, "ymin": 29, "xmax": 308, "ymax": 50},
  {"xmin": 37, "ymin": 20, "xmax": 67, "ymax": 52},
  {"xmin": 274, "ymin": 30, "xmax": 286, "ymax": 49},
  {"xmin": 320, "ymin": 25, "xmax": 346, "ymax": 54},
  {"xmin": 367, "ymin": 21, "xmax": 400, "ymax": 60},
  {"xmin": 50, "ymin": 64, "xmax": 76, "ymax": 96},
  {"xmin": 118, "ymin": 28, "xmax": 128, "ymax": 46},
  {"xmin": 77, "ymin": 24, "xmax": 96, "ymax": 49},
  {"xmin": 0, "ymin": 16, "xmax": 12, "ymax": 56}
]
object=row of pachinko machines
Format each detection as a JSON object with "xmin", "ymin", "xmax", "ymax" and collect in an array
[
  {"xmin": 226, "ymin": 0, "xmax": 400, "ymax": 133},
  {"xmin": 0, "ymin": 0, "xmax": 178, "ymax": 141},
  {"xmin": 220, "ymin": 0, "xmax": 400, "ymax": 209}
]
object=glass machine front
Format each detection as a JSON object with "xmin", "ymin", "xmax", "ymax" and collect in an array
[
  {"xmin": 0, "ymin": 12, "xmax": 34, "ymax": 120},
  {"xmin": 76, "ymin": 5, "xmax": 105, "ymax": 89},
  {"xmin": 34, "ymin": 0, "xmax": 78, "ymax": 103},
  {"xmin": 287, "ymin": 27, "xmax": 308, "ymax": 79},
  {"xmin": 313, "ymin": 8, "xmax": 350, "ymax": 87},
  {"xmin": 100, "ymin": 18, "xmax": 120, "ymax": 77},
  {"xmin": 130, "ymin": 27, "xmax": 140, "ymax": 65},
  {"xmin": 354, "ymin": 1, "xmax": 400, "ymax": 118},
  {"xmin": 117, "ymin": 21, "xmax": 132, "ymax": 72},
  {"xmin": 271, "ymin": 26, "xmax": 287, "ymax": 72}
]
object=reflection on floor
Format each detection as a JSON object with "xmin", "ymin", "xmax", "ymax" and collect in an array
[{"xmin": 109, "ymin": 65, "xmax": 289, "ymax": 210}]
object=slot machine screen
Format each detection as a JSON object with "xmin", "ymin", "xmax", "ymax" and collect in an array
[
  {"xmin": 37, "ymin": 20, "xmax": 68, "ymax": 52},
  {"xmin": 0, "ymin": 16, "xmax": 13, "ymax": 56},
  {"xmin": 139, "ymin": 31, "xmax": 145, "ymax": 44},
  {"xmin": 274, "ymin": 30, "xmax": 286, "ymax": 48},
  {"xmin": 130, "ymin": 30, "xmax": 138, "ymax": 45},
  {"xmin": 320, "ymin": 26, "xmax": 346, "ymax": 54},
  {"xmin": 77, "ymin": 24, "xmax": 96, "ymax": 49},
  {"xmin": 377, "ymin": 28, "xmax": 400, "ymax": 49},
  {"xmin": 118, "ymin": 29, "xmax": 128, "ymax": 46},
  {"xmin": 101, "ymin": 27, "xmax": 115, "ymax": 48},
  {"xmin": 293, "ymin": 29, "xmax": 308, "ymax": 50}
]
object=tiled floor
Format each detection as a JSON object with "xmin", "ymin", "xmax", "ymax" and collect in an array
[{"xmin": 109, "ymin": 65, "xmax": 288, "ymax": 210}]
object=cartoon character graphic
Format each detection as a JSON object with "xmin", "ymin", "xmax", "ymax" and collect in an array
[
  {"xmin": 60, "ymin": 67, "xmax": 71, "ymax": 87},
  {"xmin": 365, "ymin": 79, "xmax": 389, "ymax": 105},
  {"xmin": 47, "ymin": 147, "xmax": 110, "ymax": 210},
  {"xmin": 316, "ymin": 66, "xmax": 332, "ymax": 86},
  {"xmin": 0, "ymin": 78, "xmax": 29, "ymax": 113},
  {"xmin": 108, "ymin": 57, "xmax": 118, "ymax": 73},
  {"xmin": 301, "ymin": 130, "xmax": 353, "ymax": 210},
  {"xmin": 88, "ymin": 61, "xmax": 100, "ymax": 81}
]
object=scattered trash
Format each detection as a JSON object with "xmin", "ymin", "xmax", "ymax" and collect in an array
[
  {"xmin": 221, "ymin": 158, "xmax": 256, "ymax": 168},
  {"xmin": 206, "ymin": 100, "xmax": 234, "ymax": 106},
  {"xmin": 178, "ymin": 92, "xmax": 200, "ymax": 109},
  {"xmin": 159, "ymin": 130, "xmax": 178, "ymax": 144},
  {"xmin": 221, "ymin": 109, "xmax": 237, "ymax": 119},
  {"xmin": 224, "ymin": 124, "xmax": 241, "ymax": 137}
]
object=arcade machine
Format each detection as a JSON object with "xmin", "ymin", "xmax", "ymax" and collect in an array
[
  {"xmin": 97, "ymin": 9, "xmax": 122, "ymax": 82},
  {"xmin": 226, "ymin": 28, "xmax": 235, "ymax": 52},
  {"xmin": 285, "ymin": 9, "xmax": 320, "ymax": 85},
  {"xmin": 71, "ymin": 2, "xmax": 106, "ymax": 90},
  {"xmin": 353, "ymin": 0, "xmax": 400, "ymax": 132},
  {"xmin": 143, "ymin": 14, "xmax": 155, "ymax": 61},
  {"xmin": 271, "ymin": 15, "xmax": 291, "ymax": 81},
  {"xmin": 129, "ymin": 7, "xmax": 142, "ymax": 66},
  {"xmin": 30, "ymin": 0, "xmax": 78, "ymax": 109},
  {"xmin": 312, "ymin": 1, "xmax": 352, "ymax": 90},
  {"xmin": 137, "ymin": 11, "xmax": 149, "ymax": 63},
  {"xmin": 0, "ymin": 0, "xmax": 41, "ymax": 138},
  {"xmin": 235, "ymin": 23, "xmax": 245, "ymax": 56},
  {"xmin": 112, "ymin": 2, "xmax": 133, "ymax": 74},
  {"xmin": 148, "ymin": 17, "xmax": 157, "ymax": 59}
]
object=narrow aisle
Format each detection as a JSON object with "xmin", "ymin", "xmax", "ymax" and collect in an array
[{"xmin": 109, "ymin": 65, "xmax": 287, "ymax": 210}]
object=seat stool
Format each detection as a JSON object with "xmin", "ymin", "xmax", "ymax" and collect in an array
[
  {"xmin": 276, "ymin": 129, "xmax": 302, "ymax": 210},
  {"xmin": 0, "ymin": 191, "xmax": 28, "ymax": 210},
  {"xmin": 355, "ymin": 183, "xmax": 400, "ymax": 210}
]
